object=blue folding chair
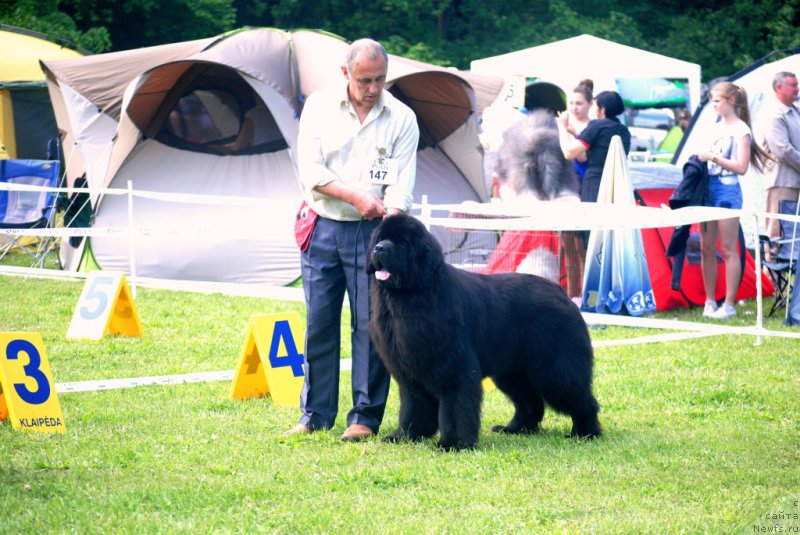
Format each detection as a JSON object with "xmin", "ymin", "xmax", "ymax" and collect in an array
[{"xmin": 0, "ymin": 159, "xmax": 61, "ymax": 266}]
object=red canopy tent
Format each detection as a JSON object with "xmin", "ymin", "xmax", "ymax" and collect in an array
[{"xmin": 635, "ymin": 186, "xmax": 773, "ymax": 311}]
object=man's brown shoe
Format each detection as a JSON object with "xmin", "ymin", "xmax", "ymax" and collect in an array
[
  {"xmin": 341, "ymin": 423, "xmax": 374, "ymax": 442},
  {"xmin": 283, "ymin": 423, "xmax": 311, "ymax": 437}
]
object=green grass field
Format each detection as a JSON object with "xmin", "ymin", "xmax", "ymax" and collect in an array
[{"xmin": 1, "ymin": 263, "xmax": 799, "ymax": 533}]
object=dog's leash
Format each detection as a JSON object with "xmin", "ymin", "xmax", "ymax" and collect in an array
[{"xmin": 352, "ymin": 217, "xmax": 365, "ymax": 333}]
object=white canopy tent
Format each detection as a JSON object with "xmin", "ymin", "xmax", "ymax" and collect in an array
[{"xmin": 470, "ymin": 34, "xmax": 702, "ymax": 112}]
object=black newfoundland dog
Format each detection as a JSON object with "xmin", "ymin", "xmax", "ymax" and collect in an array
[{"xmin": 367, "ymin": 213, "xmax": 601, "ymax": 450}]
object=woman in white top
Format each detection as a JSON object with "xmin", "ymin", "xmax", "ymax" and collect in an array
[{"xmin": 696, "ymin": 82, "xmax": 770, "ymax": 319}]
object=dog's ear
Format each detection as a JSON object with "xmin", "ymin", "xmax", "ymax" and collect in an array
[
  {"xmin": 414, "ymin": 233, "xmax": 441, "ymax": 286},
  {"xmin": 365, "ymin": 243, "xmax": 376, "ymax": 274},
  {"xmin": 365, "ymin": 240, "xmax": 381, "ymax": 275},
  {"xmin": 366, "ymin": 227, "xmax": 379, "ymax": 274}
]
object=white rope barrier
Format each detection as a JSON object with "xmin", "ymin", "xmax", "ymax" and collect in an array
[
  {"xmin": 0, "ymin": 181, "xmax": 271, "ymax": 205},
  {"xmin": 52, "ymin": 324, "xmax": 797, "ymax": 395},
  {"xmin": 417, "ymin": 201, "xmax": 800, "ymax": 223},
  {"xmin": 2, "ymin": 181, "xmax": 798, "ymax": 230},
  {"xmin": 56, "ymin": 370, "xmax": 235, "ymax": 393},
  {"xmin": 0, "ymin": 225, "xmax": 280, "ymax": 239},
  {"xmin": 0, "ymin": 265, "xmax": 306, "ymax": 301},
  {"xmin": 582, "ymin": 312, "xmax": 800, "ymax": 339},
  {"xmin": 3, "ymin": 182, "xmax": 799, "ymax": 345},
  {"xmin": 0, "ymin": 181, "xmax": 128, "ymax": 196},
  {"xmin": 1, "ymin": 226, "xmax": 126, "ymax": 237}
]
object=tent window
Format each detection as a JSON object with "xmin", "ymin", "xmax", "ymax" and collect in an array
[
  {"xmin": 165, "ymin": 90, "xmax": 241, "ymax": 147},
  {"xmin": 157, "ymin": 87, "xmax": 287, "ymax": 155},
  {"xmin": 10, "ymin": 88, "xmax": 60, "ymax": 159}
]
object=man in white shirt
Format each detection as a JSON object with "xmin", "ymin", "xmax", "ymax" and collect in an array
[
  {"xmin": 763, "ymin": 71, "xmax": 800, "ymax": 240},
  {"xmin": 285, "ymin": 38, "xmax": 419, "ymax": 441}
]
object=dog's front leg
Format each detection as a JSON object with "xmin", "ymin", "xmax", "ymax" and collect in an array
[
  {"xmin": 436, "ymin": 379, "xmax": 483, "ymax": 451},
  {"xmin": 383, "ymin": 384, "xmax": 439, "ymax": 443}
]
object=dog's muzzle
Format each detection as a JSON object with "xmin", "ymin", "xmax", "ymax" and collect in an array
[{"xmin": 371, "ymin": 241, "xmax": 393, "ymax": 282}]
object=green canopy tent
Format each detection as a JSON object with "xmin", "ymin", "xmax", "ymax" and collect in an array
[{"xmin": 617, "ymin": 77, "xmax": 688, "ymax": 109}]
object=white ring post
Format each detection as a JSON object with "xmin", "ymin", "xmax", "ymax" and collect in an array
[
  {"xmin": 753, "ymin": 211, "xmax": 763, "ymax": 346},
  {"xmin": 127, "ymin": 180, "xmax": 137, "ymax": 299},
  {"xmin": 420, "ymin": 194, "xmax": 431, "ymax": 230}
]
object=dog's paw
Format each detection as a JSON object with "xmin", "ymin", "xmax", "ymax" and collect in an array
[
  {"xmin": 436, "ymin": 439, "xmax": 476, "ymax": 452},
  {"xmin": 568, "ymin": 429, "xmax": 602, "ymax": 441},
  {"xmin": 491, "ymin": 424, "xmax": 538, "ymax": 435},
  {"xmin": 570, "ymin": 420, "xmax": 602, "ymax": 440},
  {"xmin": 382, "ymin": 429, "xmax": 407, "ymax": 443}
]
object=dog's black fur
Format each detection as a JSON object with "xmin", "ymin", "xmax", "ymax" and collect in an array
[{"xmin": 367, "ymin": 213, "xmax": 601, "ymax": 450}]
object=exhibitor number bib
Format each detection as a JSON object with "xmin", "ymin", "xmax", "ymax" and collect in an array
[{"xmin": 367, "ymin": 156, "xmax": 399, "ymax": 186}]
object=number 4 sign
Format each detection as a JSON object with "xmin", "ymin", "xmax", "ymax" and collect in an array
[
  {"xmin": 230, "ymin": 313, "xmax": 305, "ymax": 407},
  {"xmin": 0, "ymin": 333, "xmax": 66, "ymax": 432},
  {"xmin": 66, "ymin": 271, "xmax": 143, "ymax": 340}
]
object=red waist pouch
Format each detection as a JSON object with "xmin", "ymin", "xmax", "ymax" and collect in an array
[{"xmin": 294, "ymin": 200, "xmax": 318, "ymax": 252}]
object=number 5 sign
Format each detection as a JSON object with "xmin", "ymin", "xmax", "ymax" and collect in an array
[
  {"xmin": 230, "ymin": 313, "xmax": 305, "ymax": 407},
  {"xmin": 0, "ymin": 333, "xmax": 66, "ymax": 432},
  {"xmin": 66, "ymin": 271, "xmax": 142, "ymax": 340}
]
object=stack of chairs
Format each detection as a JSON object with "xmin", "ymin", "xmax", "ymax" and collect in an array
[{"xmin": 760, "ymin": 199, "xmax": 800, "ymax": 317}]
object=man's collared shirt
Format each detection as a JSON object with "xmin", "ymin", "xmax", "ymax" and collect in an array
[
  {"xmin": 297, "ymin": 83, "xmax": 419, "ymax": 221},
  {"xmin": 762, "ymin": 97, "xmax": 800, "ymax": 189}
]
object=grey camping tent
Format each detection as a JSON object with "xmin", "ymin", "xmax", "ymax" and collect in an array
[{"xmin": 42, "ymin": 28, "xmax": 503, "ymax": 285}]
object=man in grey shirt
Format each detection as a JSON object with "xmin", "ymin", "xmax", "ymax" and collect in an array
[{"xmin": 762, "ymin": 71, "xmax": 800, "ymax": 241}]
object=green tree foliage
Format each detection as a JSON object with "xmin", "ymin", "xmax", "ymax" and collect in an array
[
  {"xmin": 3, "ymin": 0, "xmax": 799, "ymax": 82},
  {"xmin": 1, "ymin": 0, "xmax": 111, "ymax": 52},
  {"xmin": 58, "ymin": 0, "xmax": 237, "ymax": 50},
  {"xmin": 651, "ymin": 0, "xmax": 799, "ymax": 80},
  {"xmin": 765, "ymin": 0, "xmax": 800, "ymax": 51}
]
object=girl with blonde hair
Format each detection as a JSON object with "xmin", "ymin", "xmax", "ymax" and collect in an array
[{"xmin": 697, "ymin": 81, "xmax": 770, "ymax": 319}]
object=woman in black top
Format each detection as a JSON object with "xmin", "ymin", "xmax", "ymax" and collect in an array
[{"xmin": 556, "ymin": 90, "xmax": 631, "ymax": 203}]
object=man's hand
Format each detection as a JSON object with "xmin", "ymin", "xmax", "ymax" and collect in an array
[
  {"xmin": 351, "ymin": 190, "xmax": 388, "ymax": 220},
  {"xmin": 313, "ymin": 181, "xmax": 387, "ymax": 220}
]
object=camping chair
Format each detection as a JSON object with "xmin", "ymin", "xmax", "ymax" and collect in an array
[
  {"xmin": 759, "ymin": 199, "xmax": 800, "ymax": 317},
  {"xmin": 0, "ymin": 159, "xmax": 61, "ymax": 266}
]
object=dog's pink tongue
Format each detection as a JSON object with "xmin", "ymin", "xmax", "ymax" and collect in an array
[{"xmin": 375, "ymin": 270, "xmax": 391, "ymax": 281}]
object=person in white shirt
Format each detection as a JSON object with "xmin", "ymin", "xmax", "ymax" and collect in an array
[
  {"xmin": 696, "ymin": 82, "xmax": 770, "ymax": 320},
  {"xmin": 285, "ymin": 38, "xmax": 419, "ymax": 442},
  {"xmin": 762, "ymin": 71, "xmax": 800, "ymax": 241}
]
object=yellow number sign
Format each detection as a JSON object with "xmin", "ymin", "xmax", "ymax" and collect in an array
[
  {"xmin": 66, "ymin": 271, "xmax": 142, "ymax": 340},
  {"xmin": 0, "ymin": 333, "xmax": 66, "ymax": 432},
  {"xmin": 230, "ymin": 313, "xmax": 305, "ymax": 407}
]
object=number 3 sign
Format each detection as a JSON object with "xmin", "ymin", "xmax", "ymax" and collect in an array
[
  {"xmin": 0, "ymin": 333, "xmax": 66, "ymax": 432},
  {"xmin": 66, "ymin": 271, "xmax": 142, "ymax": 340}
]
